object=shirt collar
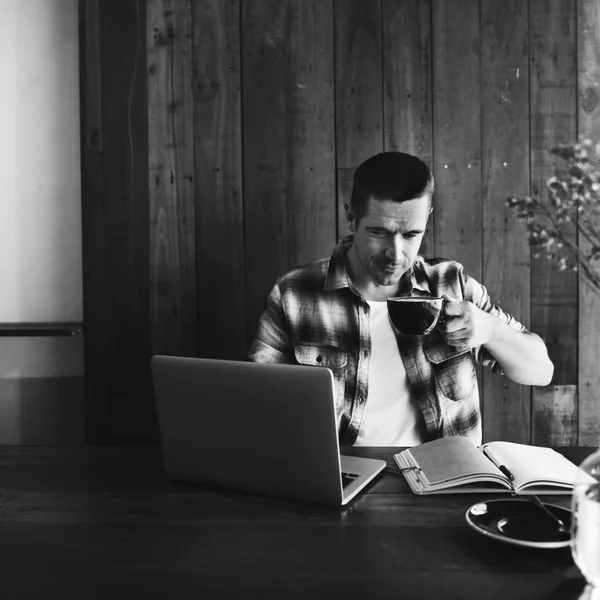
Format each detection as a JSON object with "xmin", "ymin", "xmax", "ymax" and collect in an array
[{"xmin": 323, "ymin": 235, "xmax": 431, "ymax": 296}]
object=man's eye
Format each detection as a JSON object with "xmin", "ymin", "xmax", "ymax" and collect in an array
[
  {"xmin": 404, "ymin": 233, "xmax": 419, "ymax": 240},
  {"xmin": 370, "ymin": 230, "xmax": 387, "ymax": 237}
]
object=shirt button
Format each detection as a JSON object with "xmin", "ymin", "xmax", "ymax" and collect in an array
[
  {"xmin": 363, "ymin": 350, "xmax": 368, "ymax": 357},
  {"xmin": 358, "ymin": 396, "xmax": 365, "ymax": 404}
]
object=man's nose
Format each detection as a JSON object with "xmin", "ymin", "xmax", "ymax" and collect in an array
[{"xmin": 384, "ymin": 235, "xmax": 405, "ymax": 262}]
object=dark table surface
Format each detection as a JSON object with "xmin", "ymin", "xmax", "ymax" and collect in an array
[{"xmin": 0, "ymin": 445, "xmax": 594, "ymax": 600}]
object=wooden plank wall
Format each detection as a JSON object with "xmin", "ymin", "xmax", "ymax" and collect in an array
[
  {"xmin": 80, "ymin": 0, "xmax": 600, "ymax": 445},
  {"xmin": 193, "ymin": 0, "xmax": 246, "ymax": 360},
  {"xmin": 147, "ymin": 0, "xmax": 198, "ymax": 360},
  {"xmin": 578, "ymin": 0, "xmax": 600, "ymax": 447},
  {"xmin": 530, "ymin": 0, "xmax": 578, "ymax": 446},
  {"xmin": 80, "ymin": 0, "xmax": 156, "ymax": 444},
  {"xmin": 242, "ymin": 0, "xmax": 336, "ymax": 345}
]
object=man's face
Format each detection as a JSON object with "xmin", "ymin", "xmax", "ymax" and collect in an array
[{"xmin": 347, "ymin": 195, "xmax": 431, "ymax": 288}]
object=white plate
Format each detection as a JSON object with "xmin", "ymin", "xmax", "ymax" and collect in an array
[{"xmin": 465, "ymin": 498, "xmax": 571, "ymax": 549}]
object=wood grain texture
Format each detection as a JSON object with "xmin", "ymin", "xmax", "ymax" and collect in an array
[
  {"xmin": 529, "ymin": 0, "xmax": 578, "ymax": 386},
  {"xmin": 81, "ymin": 0, "xmax": 155, "ymax": 444},
  {"xmin": 81, "ymin": 0, "xmax": 102, "ymax": 152},
  {"xmin": 77, "ymin": 0, "xmax": 592, "ymax": 446},
  {"xmin": 242, "ymin": 0, "xmax": 336, "ymax": 343},
  {"xmin": 382, "ymin": 0, "xmax": 432, "ymax": 162},
  {"xmin": 337, "ymin": 168, "xmax": 354, "ymax": 240},
  {"xmin": 577, "ymin": 0, "xmax": 600, "ymax": 446},
  {"xmin": 193, "ymin": 0, "xmax": 246, "ymax": 360},
  {"xmin": 532, "ymin": 385, "xmax": 578, "ymax": 446},
  {"xmin": 147, "ymin": 0, "xmax": 198, "ymax": 358},
  {"xmin": 334, "ymin": 0, "xmax": 383, "ymax": 168},
  {"xmin": 431, "ymin": 0, "xmax": 481, "ymax": 278},
  {"xmin": 480, "ymin": 0, "xmax": 531, "ymax": 443},
  {"xmin": 79, "ymin": 0, "xmax": 105, "ymax": 444},
  {"xmin": 382, "ymin": 0, "xmax": 433, "ymax": 257},
  {"xmin": 0, "ymin": 446, "xmax": 586, "ymax": 599}
]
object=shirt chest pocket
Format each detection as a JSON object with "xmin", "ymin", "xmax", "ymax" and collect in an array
[
  {"xmin": 424, "ymin": 344, "xmax": 477, "ymax": 402},
  {"xmin": 294, "ymin": 343, "xmax": 348, "ymax": 407},
  {"xmin": 294, "ymin": 342, "xmax": 347, "ymax": 370}
]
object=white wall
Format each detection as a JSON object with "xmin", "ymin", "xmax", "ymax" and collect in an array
[
  {"xmin": 0, "ymin": 0, "xmax": 83, "ymax": 443},
  {"xmin": 0, "ymin": 0, "xmax": 82, "ymax": 324}
]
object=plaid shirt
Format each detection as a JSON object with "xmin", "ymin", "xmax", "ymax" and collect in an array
[{"xmin": 248, "ymin": 236, "xmax": 527, "ymax": 446}]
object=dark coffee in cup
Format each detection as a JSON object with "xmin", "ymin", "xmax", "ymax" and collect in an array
[{"xmin": 387, "ymin": 296, "xmax": 444, "ymax": 336}]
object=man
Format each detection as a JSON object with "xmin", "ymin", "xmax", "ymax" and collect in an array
[{"xmin": 248, "ymin": 152, "xmax": 554, "ymax": 446}]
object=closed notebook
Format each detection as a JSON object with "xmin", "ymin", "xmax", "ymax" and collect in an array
[{"xmin": 393, "ymin": 436, "xmax": 589, "ymax": 495}]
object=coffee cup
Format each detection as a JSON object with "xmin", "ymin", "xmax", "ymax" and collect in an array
[{"xmin": 387, "ymin": 295, "xmax": 446, "ymax": 336}]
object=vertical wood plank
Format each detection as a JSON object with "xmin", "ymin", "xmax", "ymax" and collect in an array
[
  {"xmin": 532, "ymin": 385, "xmax": 578, "ymax": 446},
  {"xmin": 431, "ymin": 0, "xmax": 481, "ymax": 277},
  {"xmin": 243, "ymin": 0, "xmax": 336, "ymax": 343},
  {"xmin": 82, "ymin": 0, "xmax": 102, "ymax": 152},
  {"xmin": 337, "ymin": 168, "xmax": 355, "ymax": 240},
  {"xmin": 193, "ymin": 0, "xmax": 246, "ymax": 360},
  {"xmin": 79, "ymin": 0, "xmax": 106, "ymax": 443},
  {"xmin": 481, "ymin": 0, "xmax": 531, "ymax": 443},
  {"xmin": 147, "ymin": 0, "xmax": 198, "ymax": 358},
  {"xmin": 81, "ymin": 0, "xmax": 155, "ymax": 443},
  {"xmin": 382, "ymin": 0, "xmax": 432, "ymax": 162},
  {"xmin": 530, "ymin": 0, "xmax": 578, "ymax": 392},
  {"xmin": 578, "ymin": 0, "xmax": 600, "ymax": 446},
  {"xmin": 382, "ymin": 0, "xmax": 433, "ymax": 258},
  {"xmin": 335, "ymin": 0, "xmax": 383, "ymax": 168}
]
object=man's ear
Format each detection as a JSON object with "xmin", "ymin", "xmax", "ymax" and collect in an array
[{"xmin": 345, "ymin": 202, "xmax": 356, "ymax": 230}]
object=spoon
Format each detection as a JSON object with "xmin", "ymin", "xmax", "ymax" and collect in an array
[{"xmin": 527, "ymin": 494, "xmax": 569, "ymax": 534}]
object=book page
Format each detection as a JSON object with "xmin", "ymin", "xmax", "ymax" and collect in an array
[
  {"xmin": 407, "ymin": 436, "xmax": 506, "ymax": 486},
  {"xmin": 483, "ymin": 441, "xmax": 580, "ymax": 490}
]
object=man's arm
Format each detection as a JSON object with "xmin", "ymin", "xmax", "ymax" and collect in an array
[
  {"xmin": 248, "ymin": 283, "xmax": 295, "ymax": 364},
  {"xmin": 438, "ymin": 294, "xmax": 554, "ymax": 386}
]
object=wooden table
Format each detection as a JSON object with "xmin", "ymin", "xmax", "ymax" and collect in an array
[{"xmin": 0, "ymin": 446, "xmax": 594, "ymax": 599}]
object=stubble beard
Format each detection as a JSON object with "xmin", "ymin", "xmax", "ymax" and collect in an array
[{"xmin": 370, "ymin": 258, "xmax": 410, "ymax": 287}]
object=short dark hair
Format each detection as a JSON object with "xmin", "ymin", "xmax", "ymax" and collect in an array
[{"xmin": 350, "ymin": 152, "xmax": 434, "ymax": 223}]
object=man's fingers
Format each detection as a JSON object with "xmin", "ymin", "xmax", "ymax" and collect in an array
[
  {"xmin": 442, "ymin": 303, "xmax": 463, "ymax": 317},
  {"xmin": 444, "ymin": 329, "xmax": 471, "ymax": 342},
  {"xmin": 441, "ymin": 297, "xmax": 463, "ymax": 320},
  {"xmin": 437, "ymin": 314, "xmax": 464, "ymax": 333},
  {"xmin": 443, "ymin": 327, "xmax": 470, "ymax": 341}
]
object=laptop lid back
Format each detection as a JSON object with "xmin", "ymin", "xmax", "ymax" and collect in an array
[{"xmin": 151, "ymin": 356, "xmax": 344, "ymax": 505}]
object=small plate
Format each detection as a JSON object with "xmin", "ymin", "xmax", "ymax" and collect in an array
[{"xmin": 465, "ymin": 498, "xmax": 572, "ymax": 549}]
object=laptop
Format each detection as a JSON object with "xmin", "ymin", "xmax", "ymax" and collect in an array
[{"xmin": 151, "ymin": 355, "xmax": 386, "ymax": 506}]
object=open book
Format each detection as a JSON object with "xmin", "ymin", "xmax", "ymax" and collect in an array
[{"xmin": 393, "ymin": 436, "xmax": 588, "ymax": 495}]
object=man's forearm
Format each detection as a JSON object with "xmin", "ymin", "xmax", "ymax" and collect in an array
[{"xmin": 483, "ymin": 318, "xmax": 554, "ymax": 386}]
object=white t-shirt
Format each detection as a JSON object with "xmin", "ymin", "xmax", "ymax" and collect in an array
[{"xmin": 354, "ymin": 300, "xmax": 425, "ymax": 446}]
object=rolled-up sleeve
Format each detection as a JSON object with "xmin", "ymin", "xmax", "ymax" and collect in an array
[
  {"xmin": 462, "ymin": 272, "xmax": 528, "ymax": 374},
  {"xmin": 248, "ymin": 283, "xmax": 295, "ymax": 364}
]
